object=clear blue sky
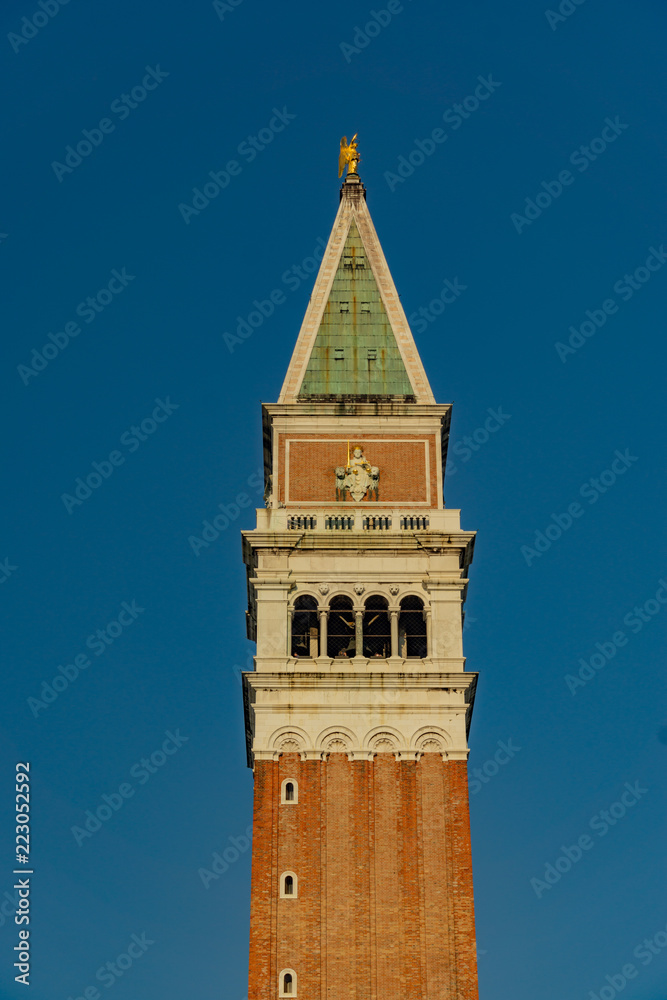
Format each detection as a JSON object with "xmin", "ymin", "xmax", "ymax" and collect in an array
[{"xmin": 1, "ymin": 0, "xmax": 665, "ymax": 997}]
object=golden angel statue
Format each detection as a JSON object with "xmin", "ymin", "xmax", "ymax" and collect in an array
[{"xmin": 338, "ymin": 134, "xmax": 360, "ymax": 178}]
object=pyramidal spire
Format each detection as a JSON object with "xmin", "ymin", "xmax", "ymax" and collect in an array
[{"xmin": 278, "ymin": 172, "xmax": 435, "ymax": 404}]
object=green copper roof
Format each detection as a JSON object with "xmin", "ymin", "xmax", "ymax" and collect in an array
[{"xmin": 298, "ymin": 222, "xmax": 414, "ymax": 399}]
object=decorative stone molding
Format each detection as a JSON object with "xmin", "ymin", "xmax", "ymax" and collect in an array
[
  {"xmin": 365, "ymin": 727, "xmax": 403, "ymax": 753},
  {"xmin": 347, "ymin": 750, "xmax": 376, "ymax": 762},
  {"xmin": 419, "ymin": 737, "xmax": 444, "ymax": 752},
  {"xmin": 316, "ymin": 726, "xmax": 357, "ymax": 752},
  {"xmin": 270, "ymin": 727, "xmax": 309, "ymax": 754},
  {"xmin": 412, "ymin": 727, "xmax": 452, "ymax": 752},
  {"xmin": 318, "ymin": 583, "xmax": 330, "ymax": 595},
  {"xmin": 389, "ymin": 585, "xmax": 400, "ymax": 596},
  {"xmin": 255, "ymin": 718, "xmax": 468, "ymax": 763},
  {"xmin": 353, "ymin": 583, "xmax": 365, "ymax": 595},
  {"xmin": 371, "ymin": 735, "xmax": 397, "ymax": 752},
  {"xmin": 279, "ymin": 737, "xmax": 303, "ymax": 752},
  {"xmin": 325, "ymin": 735, "xmax": 351, "ymax": 752}
]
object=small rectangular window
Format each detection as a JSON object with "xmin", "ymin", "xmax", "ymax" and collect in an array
[
  {"xmin": 367, "ymin": 348, "xmax": 377, "ymax": 361},
  {"xmin": 361, "ymin": 302, "xmax": 371, "ymax": 313},
  {"xmin": 339, "ymin": 302, "xmax": 349, "ymax": 313},
  {"xmin": 334, "ymin": 347, "xmax": 344, "ymax": 360}
]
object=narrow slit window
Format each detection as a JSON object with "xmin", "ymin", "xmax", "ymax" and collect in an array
[
  {"xmin": 281, "ymin": 779, "xmax": 298, "ymax": 804},
  {"xmin": 280, "ymin": 871, "xmax": 298, "ymax": 897},
  {"xmin": 279, "ymin": 970, "xmax": 297, "ymax": 996}
]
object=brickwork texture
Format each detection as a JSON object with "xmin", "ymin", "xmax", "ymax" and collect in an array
[{"xmin": 248, "ymin": 754, "xmax": 478, "ymax": 1000}]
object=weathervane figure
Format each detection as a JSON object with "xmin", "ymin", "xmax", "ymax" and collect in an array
[{"xmin": 338, "ymin": 134, "xmax": 360, "ymax": 177}]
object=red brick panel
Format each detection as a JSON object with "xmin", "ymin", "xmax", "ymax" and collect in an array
[
  {"xmin": 275, "ymin": 433, "xmax": 439, "ymax": 506},
  {"xmin": 248, "ymin": 761, "xmax": 276, "ymax": 1000},
  {"xmin": 446, "ymin": 761, "xmax": 479, "ymax": 1000},
  {"xmin": 419, "ymin": 754, "xmax": 453, "ymax": 998},
  {"xmin": 399, "ymin": 761, "xmax": 423, "ymax": 1000},
  {"xmin": 352, "ymin": 761, "xmax": 373, "ymax": 1000},
  {"xmin": 324, "ymin": 755, "xmax": 354, "ymax": 997},
  {"xmin": 372, "ymin": 755, "xmax": 402, "ymax": 996}
]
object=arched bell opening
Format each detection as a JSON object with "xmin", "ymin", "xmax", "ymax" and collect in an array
[
  {"xmin": 327, "ymin": 595, "xmax": 355, "ymax": 658},
  {"xmin": 291, "ymin": 595, "xmax": 319, "ymax": 658},
  {"xmin": 399, "ymin": 595, "xmax": 427, "ymax": 657},
  {"xmin": 363, "ymin": 595, "xmax": 391, "ymax": 658}
]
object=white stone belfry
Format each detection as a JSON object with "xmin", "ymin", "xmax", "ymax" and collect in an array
[{"xmin": 242, "ymin": 174, "xmax": 477, "ymax": 768}]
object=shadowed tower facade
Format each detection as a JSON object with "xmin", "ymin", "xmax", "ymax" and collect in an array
[{"xmin": 242, "ymin": 169, "xmax": 479, "ymax": 999}]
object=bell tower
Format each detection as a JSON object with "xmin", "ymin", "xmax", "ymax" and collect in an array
[{"xmin": 242, "ymin": 165, "xmax": 479, "ymax": 999}]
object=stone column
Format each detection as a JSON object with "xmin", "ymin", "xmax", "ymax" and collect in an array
[
  {"xmin": 319, "ymin": 609, "xmax": 328, "ymax": 658},
  {"xmin": 355, "ymin": 610, "xmax": 364, "ymax": 658},
  {"xmin": 287, "ymin": 609, "xmax": 293, "ymax": 657},
  {"xmin": 390, "ymin": 610, "xmax": 399, "ymax": 658}
]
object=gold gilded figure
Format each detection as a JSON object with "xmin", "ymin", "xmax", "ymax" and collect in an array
[{"xmin": 338, "ymin": 134, "xmax": 360, "ymax": 177}]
